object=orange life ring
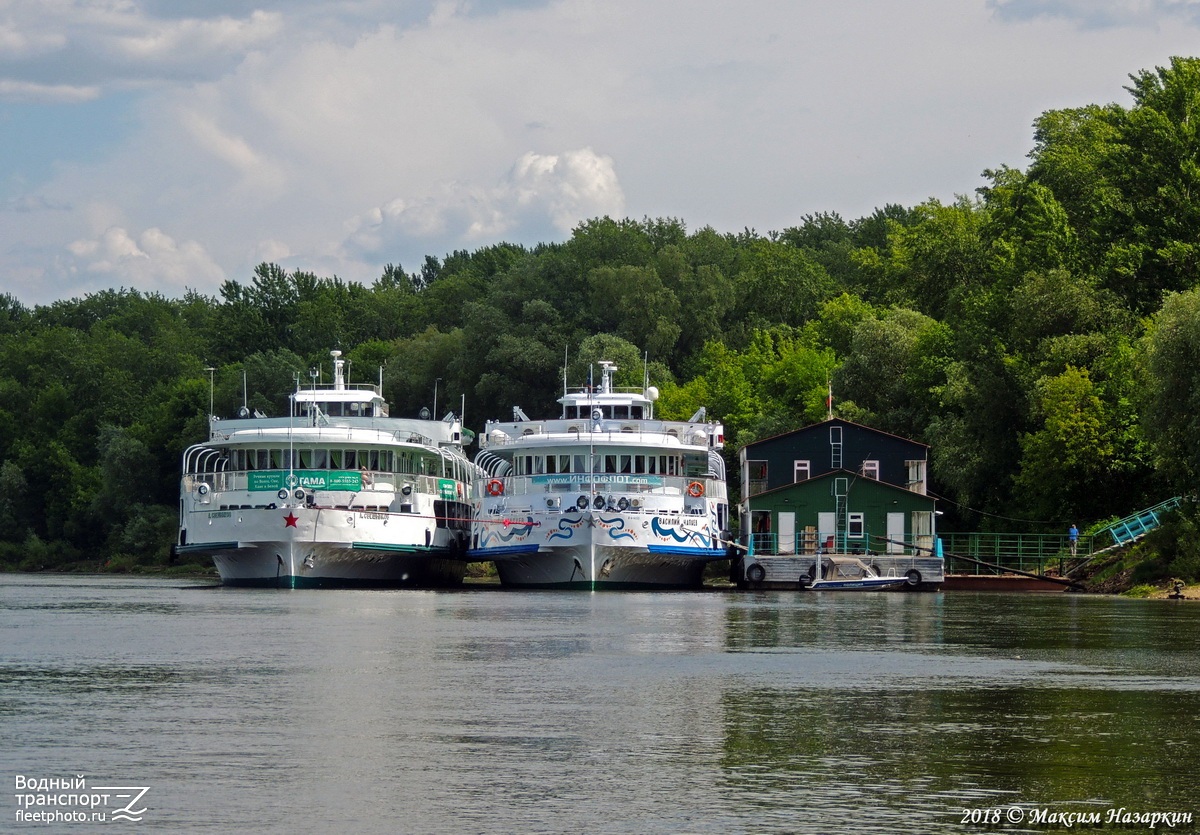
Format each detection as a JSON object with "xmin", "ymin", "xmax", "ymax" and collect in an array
[
  {"xmin": 687, "ymin": 481, "xmax": 704, "ymax": 498},
  {"xmin": 486, "ymin": 478, "xmax": 504, "ymax": 496}
]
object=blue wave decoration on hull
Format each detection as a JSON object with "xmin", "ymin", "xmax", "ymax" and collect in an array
[
  {"xmin": 651, "ymin": 517, "xmax": 712, "ymax": 548},
  {"xmin": 480, "ymin": 516, "xmax": 538, "ymax": 547},
  {"xmin": 548, "ymin": 515, "xmax": 585, "ymax": 542},
  {"xmin": 596, "ymin": 514, "xmax": 636, "ymax": 541}
]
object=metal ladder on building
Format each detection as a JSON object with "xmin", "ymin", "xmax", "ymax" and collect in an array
[
  {"xmin": 833, "ymin": 476, "xmax": 848, "ymax": 552},
  {"xmin": 829, "ymin": 425, "xmax": 842, "ymax": 469}
]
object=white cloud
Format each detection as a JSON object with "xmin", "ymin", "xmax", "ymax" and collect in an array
[
  {"xmin": 0, "ymin": 79, "xmax": 99, "ymax": 102},
  {"xmin": 177, "ymin": 107, "xmax": 287, "ymax": 193},
  {"xmin": 66, "ymin": 226, "xmax": 225, "ymax": 292},
  {"xmin": 0, "ymin": 3, "xmax": 284, "ymax": 93},
  {"xmin": 341, "ymin": 148, "xmax": 624, "ymax": 260}
]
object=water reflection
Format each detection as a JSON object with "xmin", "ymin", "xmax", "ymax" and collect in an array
[{"xmin": 1, "ymin": 577, "xmax": 1197, "ymax": 833}]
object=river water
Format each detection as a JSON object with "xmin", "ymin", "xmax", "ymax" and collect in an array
[{"xmin": 2, "ymin": 575, "xmax": 1198, "ymax": 833}]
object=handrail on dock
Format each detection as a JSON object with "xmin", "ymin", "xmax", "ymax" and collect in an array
[{"xmin": 1093, "ymin": 497, "xmax": 1183, "ymax": 545}]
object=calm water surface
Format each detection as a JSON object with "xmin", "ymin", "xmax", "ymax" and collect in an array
[{"xmin": 2, "ymin": 576, "xmax": 1198, "ymax": 833}]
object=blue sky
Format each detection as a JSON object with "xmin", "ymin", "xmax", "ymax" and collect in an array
[{"xmin": 2, "ymin": 0, "xmax": 1199, "ymax": 305}]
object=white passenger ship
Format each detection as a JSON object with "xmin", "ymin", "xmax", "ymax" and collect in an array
[
  {"xmin": 176, "ymin": 351, "xmax": 476, "ymax": 588},
  {"xmin": 469, "ymin": 361, "xmax": 730, "ymax": 589}
]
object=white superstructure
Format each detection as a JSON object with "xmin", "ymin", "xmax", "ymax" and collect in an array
[
  {"xmin": 470, "ymin": 361, "xmax": 730, "ymax": 588},
  {"xmin": 176, "ymin": 351, "xmax": 477, "ymax": 587}
]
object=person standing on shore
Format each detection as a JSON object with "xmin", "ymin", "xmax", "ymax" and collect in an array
[{"xmin": 1068, "ymin": 524, "xmax": 1079, "ymax": 557}]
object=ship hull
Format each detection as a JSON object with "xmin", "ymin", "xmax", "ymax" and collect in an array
[
  {"xmin": 203, "ymin": 544, "xmax": 465, "ymax": 588},
  {"xmin": 491, "ymin": 544, "xmax": 717, "ymax": 589},
  {"xmin": 178, "ymin": 505, "xmax": 469, "ymax": 588},
  {"xmin": 471, "ymin": 509, "xmax": 726, "ymax": 589}
]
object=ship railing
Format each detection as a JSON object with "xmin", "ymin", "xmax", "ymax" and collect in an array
[
  {"xmin": 485, "ymin": 420, "xmax": 717, "ymax": 447},
  {"xmin": 748, "ymin": 530, "xmax": 930, "ymax": 558},
  {"xmin": 479, "ymin": 474, "xmax": 728, "ymax": 503},
  {"xmin": 198, "ymin": 468, "xmax": 461, "ymax": 496}
]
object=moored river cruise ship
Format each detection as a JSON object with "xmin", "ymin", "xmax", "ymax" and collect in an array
[
  {"xmin": 469, "ymin": 360, "xmax": 730, "ymax": 589},
  {"xmin": 176, "ymin": 351, "xmax": 477, "ymax": 588}
]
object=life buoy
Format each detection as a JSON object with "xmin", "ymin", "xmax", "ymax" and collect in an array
[
  {"xmin": 747, "ymin": 563, "xmax": 766, "ymax": 583},
  {"xmin": 687, "ymin": 481, "xmax": 704, "ymax": 498},
  {"xmin": 486, "ymin": 479, "xmax": 504, "ymax": 496}
]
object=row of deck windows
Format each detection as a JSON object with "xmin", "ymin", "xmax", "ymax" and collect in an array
[
  {"xmin": 296, "ymin": 401, "xmax": 375, "ymax": 418},
  {"xmin": 227, "ymin": 448, "xmax": 438, "ymax": 475},
  {"xmin": 511, "ymin": 453, "xmax": 689, "ymax": 477},
  {"xmin": 563, "ymin": 404, "xmax": 647, "ymax": 420}
]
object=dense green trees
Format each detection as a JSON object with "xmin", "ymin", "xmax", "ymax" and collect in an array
[{"xmin": 3, "ymin": 57, "xmax": 1200, "ymax": 574}]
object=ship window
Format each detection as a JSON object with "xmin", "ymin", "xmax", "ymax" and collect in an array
[
  {"xmin": 330, "ymin": 449, "xmax": 344, "ymax": 469},
  {"xmin": 313, "ymin": 448, "xmax": 328, "ymax": 469},
  {"xmin": 634, "ymin": 455, "xmax": 645, "ymax": 474},
  {"xmin": 604, "ymin": 455, "xmax": 617, "ymax": 473},
  {"xmin": 573, "ymin": 454, "xmax": 587, "ymax": 474},
  {"xmin": 546, "ymin": 455, "xmax": 559, "ymax": 474},
  {"xmin": 255, "ymin": 449, "xmax": 270, "ymax": 471},
  {"xmin": 620, "ymin": 455, "xmax": 632, "ymax": 473},
  {"xmin": 558, "ymin": 455, "xmax": 570, "ymax": 473},
  {"xmin": 614, "ymin": 405, "xmax": 629, "ymax": 419},
  {"xmin": 631, "ymin": 406, "xmax": 643, "ymax": 418},
  {"xmin": 368, "ymin": 450, "xmax": 380, "ymax": 471},
  {"xmin": 344, "ymin": 450, "xmax": 358, "ymax": 469},
  {"xmin": 533, "ymin": 456, "xmax": 544, "ymax": 475}
]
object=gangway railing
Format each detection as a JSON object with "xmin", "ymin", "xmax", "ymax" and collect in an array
[
  {"xmin": 1094, "ymin": 497, "xmax": 1183, "ymax": 546},
  {"xmin": 938, "ymin": 532, "xmax": 1093, "ymax": 575}
]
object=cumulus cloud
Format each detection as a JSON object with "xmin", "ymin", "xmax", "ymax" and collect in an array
[
  {"xmin": 0, "ymin": 4, "xmax": 284, "ymax": 94},
  {"xmin": 341, "ymin": 148, "xmax": 625, "ymax": 260},
  {"xmin": 66, "ymin": 226, "xmax": 225, "ymax": 292}
]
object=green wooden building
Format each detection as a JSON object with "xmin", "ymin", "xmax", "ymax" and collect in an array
[{"xmin": 738, "ymin": 418, "xmax": 937, "ymax": 557}]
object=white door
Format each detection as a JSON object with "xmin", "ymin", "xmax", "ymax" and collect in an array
[
  {"xmin": 887, "ymin": 512, "xmax": 905, "ymax": 554},
  {"xmin": 778, "ymin": 512, "xmax": 795, "ymax": 554},
  {"xmin": 817, "ymin": 512, "xmax": 835, "ymax": 552}
]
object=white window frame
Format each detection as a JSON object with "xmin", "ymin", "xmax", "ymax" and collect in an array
[
  {"xmin": 847, "ymin": 512, "xmax": 865, "ymax": 538},
  {"xmin": 793, "ymin": 460, "xmax": 810, "ymax": 482},
  {"xmin": 861, "ymin": 460, "xmax": 880, "ymax": 480}
]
